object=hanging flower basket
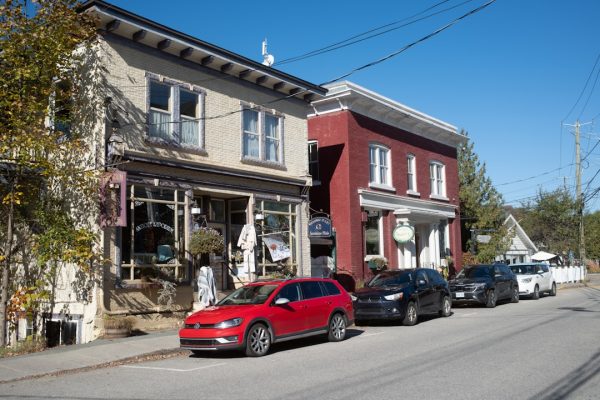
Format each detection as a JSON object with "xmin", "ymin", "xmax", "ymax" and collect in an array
[{"xmin": 189, "ymin": 227, "xmax": 225, "ymax": 256}]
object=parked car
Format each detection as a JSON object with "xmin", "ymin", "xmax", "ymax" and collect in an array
[
  {"xmin": 351, "ymin": 268, "xmax": 452, "ymax": 326},
  {"xmin": 509, "ymin": 263, "xmax": 557, "ymax": 299},
  {"xmin": 449, "ymin": 264, "xmax": 519, "ymax": 308},
  {"xmin": 179, "ymin": 277, "xmax": 354, "ymax": 357}
]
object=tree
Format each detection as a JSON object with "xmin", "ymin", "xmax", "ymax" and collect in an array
[
  {"xmin": 519, "ymin": 188, "xmax": 578, "ymax": 256},
  {"xmin": 0, "ymin": 0, "xmax": 98, "ymax": 346},
  {"xmin": 458, "ymin": 132, "xmax": 509, "ymax": 263},
  {"xmin": 584, "ymin": 211, "xmax": 600, "ymax": 260}
]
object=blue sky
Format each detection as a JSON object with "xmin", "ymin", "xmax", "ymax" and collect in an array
[{"xmin": 107, "ymin": 0, "xmax": 600, "ymax": 211}]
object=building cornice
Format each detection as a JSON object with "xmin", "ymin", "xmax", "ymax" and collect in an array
[
  {"xmin": 78, "ymin": 0, "xmax": 326, "ymax": 101},
  {"xmin": 310, "ymin": 81, "xmax": 466, "ymax": 148}
]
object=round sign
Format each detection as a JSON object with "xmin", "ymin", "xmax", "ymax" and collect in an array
[
  {"xmin": 365, "ymin": 228, "xmax": 379, "ymax": 244},
  {"xmin": 393, "ymin": 224, "xmax": 414, "ymax": 243}
]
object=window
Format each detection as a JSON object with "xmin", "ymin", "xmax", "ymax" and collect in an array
[
  {"xmin": 147, "ymin": 74, "xmax": 204, "ymax": 148},
  {"xmin": 321, "ymin": 281, "xmax": 341, "ymax": 296},
  {"xmin": 365, "ymin": 211, "xmax": 382, "ymax": 256},
  {"xmin": 407, "ymin": 154, "xmax": 417, "ymax": 193},
  {"xmin": 276, "ymin": 283, "xmax": 301, "ymax": 302},
  {"xmin": 242, "ymin": 107, "xmax": 283, "ymax": 164},
  {"xmin": 429, "ymin": 162, "xmax": 446, "ymax": 197},
  {"xmin": 300, "ymin": 281, "xmax": 324, "ymax": 299},
  {"xmin": 53, "ymin": 79, "xmax": 72, "ymax": 138},
  {"xmin": 369, "ymin": 144, "xmax": 391, "ymax": 187},
  {"xmin": 308, "ymin": 141, "xmax": 320, "ymax": 183},
  {"xmin": 254, "ymin": 200, "xmax": 297, "ymax": 277},
  {"xmin": 120, "ymin": 185, "xmax": 186, "ymax": 282}
]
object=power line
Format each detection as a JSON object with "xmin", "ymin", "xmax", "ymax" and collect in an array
[
  {"xmin": 578, "ymin": 61, "xmax": 600, "ymax": 120},
  {"xmin": 495, "ymin": 162, "xmax": 576, "ymax": 187},
  {"xmin": 276, "ymin": 0, "xmax": 476, "ymax": 66},
  {"xmin": 563, "ymin": 51, "xmax": 600, "ymax": 122},
  {"xmin": 320, "ymin": 0, "xmax": 497, "ymax": 86}
]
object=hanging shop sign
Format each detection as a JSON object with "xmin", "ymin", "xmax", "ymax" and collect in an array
[
  {"xmin": 393, "ymin": 224, "xmax": 415, "ymax": 244},
  {"xmin": 308, "ymin": 217, "xmax": 332, "ymax": 237}
]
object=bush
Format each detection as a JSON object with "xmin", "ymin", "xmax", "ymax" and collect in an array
[
  {"xmin": 0, "ymin": 336, "xmax": 47, "ymax": 358},
  {"xmin": 189, "ymin": 227, "xmax": 224, "ymax": 256}
]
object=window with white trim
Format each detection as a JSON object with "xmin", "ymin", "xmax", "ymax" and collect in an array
[
  {"xmin": 365, "ymin": 211, "xmax": 383, "ymax": 256},
  {"xmin": 147, "ymin": 75, "xmax": 205, "ymax": 148},
  {"xmin": 242, "ymin": 107, "xmax": 283, "ymax": 163},
  {"xmin": 430, "ymin": 161, "xmax": 446, "ymax": 197},
  {"xmin": 308, "ymin": 141, "xmax": 320, "ymax": 184},
  {"xmin": 369, "ymin": 144, "xmax": 391, "ymax": 186},
  {"xmin": 407, "ymin": 154, "xmax": 417, "ymax": 192}
]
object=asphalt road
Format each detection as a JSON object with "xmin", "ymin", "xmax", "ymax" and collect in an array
[{"xmin": 2, "ymin": 286, "xmax": 600, "ymax": 400}]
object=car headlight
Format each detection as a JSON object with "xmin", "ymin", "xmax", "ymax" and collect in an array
[
  {"xmin": 350, "ymin": 294, "xmax": 358, "ymax": 301},
  {"xmin": 214, "ymin": 318, "xmax": 243, "ymax": 329},
  {"xmin": 473, "ymin": 283, "xmax": 487, "ymax": 289},
  {"xmin": 521, "ymin": 277, "xmax": 532, "ymax": 283},
  {"xmin": 384, "ymin": 292, "xmax": 403, "ymax": 301}
]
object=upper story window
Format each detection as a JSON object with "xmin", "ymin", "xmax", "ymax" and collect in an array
[
  {"xmin": 308, "ymin": 141, "xmax": 320, "ymax": 184},
  {"xmin": 430, "ymin": 161, "xmax": 446, "ymax": 198},
  {"xmin": 147, "ymin": 73, "xmax": 205, "ymax": 149},
  {"xmin": 369, "ymin": 144, "xmax": 392, "ymax": 189},
  {"xmin": 242, "ymin": 107, "xmax": 284, "ymax": 164},
  {"xmin": 407, "ymin": 154, "xmax": 417, "ymax": 193}
]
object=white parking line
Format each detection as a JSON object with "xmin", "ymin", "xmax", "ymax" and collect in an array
[
  {"xmin": 123, "ymin": 362, "xmax": 226, "ymax": 372},
  {"xmin": 357, "ymin": 332, "xmax": 385, "ymax": 338}
]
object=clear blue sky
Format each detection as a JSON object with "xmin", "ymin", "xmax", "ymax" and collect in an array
[{"xmin": 107, "ymin": 0, "xmax": 600, "ymax": 211}]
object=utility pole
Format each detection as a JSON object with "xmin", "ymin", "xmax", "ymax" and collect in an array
[{"xmin": 566, "ymin": 120, "xmax": 591, "ymax": 264}]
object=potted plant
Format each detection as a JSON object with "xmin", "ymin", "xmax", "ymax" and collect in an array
[
  {"xmin": 368, "ymin": 257, "xmax": 388, "ymax": 273},
  {"xmin": 102, "ymin": 315, "xmax": 134, "ymax": 339}
]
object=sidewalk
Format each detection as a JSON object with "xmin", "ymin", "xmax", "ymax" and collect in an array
[{"xmin": 0, "ymin": 329, "xmax": 183, "ymax": 384}]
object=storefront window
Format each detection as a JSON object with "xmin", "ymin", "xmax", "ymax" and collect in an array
[
  {"xmin": 255, "ymin": 200, "xmax": 297, "ymax": 276},
  {"xmin": 365, "ymin": 211, "xmax": 382, "ymax": 256},
  {"xmin": 121, "ymin": 185, "xmax": 186, "ymax": 282}
]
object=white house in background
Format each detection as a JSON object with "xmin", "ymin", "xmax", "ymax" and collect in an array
[{"xmin": 496, "ymin": 214, "xmax": 538, "ymax": 264}]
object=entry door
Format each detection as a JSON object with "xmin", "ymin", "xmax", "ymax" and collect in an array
[{"xmin": 208, "ymin": 223, "xmax": 226, "ymax": 289}]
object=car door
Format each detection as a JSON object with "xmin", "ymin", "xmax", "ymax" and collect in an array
[
  {"xmin": 268, "ymin": 283, "xmax": 306, "ymax": 337},
  {"xmin": 299, "ymin": 281, "xmax": 330, "ymax": 331},
  {"xmin": 425, "ymin": 269, "xmax": 444, "ymax": 311},
  {"xmin": 415, "ymin": 269, "xmax": 435, "ymax": 313},
  {"xmin": 538, "ymin": 264, "xmax": 551, "ymax": 291},
  {"xmin": 493, "ymin": 265, "xmax": 510, "ymax": 300}
]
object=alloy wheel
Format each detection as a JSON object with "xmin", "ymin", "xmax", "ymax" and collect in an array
[
  {"xmin": 328, "ymin": 314, "xmax": 346, "ymax": 342},
  {"xmin": 246, "ymin": 324, "xmax": 270, "ymax": 357}
]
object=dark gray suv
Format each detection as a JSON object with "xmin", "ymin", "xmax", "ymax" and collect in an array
[{"xmin": 449, "ymin": 264, "xmax": 519, "ymax": 308}]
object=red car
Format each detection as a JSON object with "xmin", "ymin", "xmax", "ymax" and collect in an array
[{"xmin": 179, "ymin": 277, "xmax": 354, "ymax": 357}]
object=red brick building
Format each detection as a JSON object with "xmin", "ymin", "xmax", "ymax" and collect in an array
[{"xmin": 308, "ymin": 82, "xmax": 466, "ymax": 284}]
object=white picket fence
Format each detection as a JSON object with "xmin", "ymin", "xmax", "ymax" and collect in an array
[{"xmin": 550, "ymin": 266, "xmax": 587, "ymax": 284}]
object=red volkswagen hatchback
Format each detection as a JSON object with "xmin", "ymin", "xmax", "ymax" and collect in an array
[{"xmin": 179, "ymin": 277, "xmax": 354, "ymax": 357}]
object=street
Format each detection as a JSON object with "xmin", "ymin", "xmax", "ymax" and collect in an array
[{"xmin": 1, "ymin": 286, "xmax": 599, "ymax": 400}]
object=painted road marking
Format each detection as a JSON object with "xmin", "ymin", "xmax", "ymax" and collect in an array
[{"xmin": 123, "ymin": 362, "xmax": 226, "ymax": 372}]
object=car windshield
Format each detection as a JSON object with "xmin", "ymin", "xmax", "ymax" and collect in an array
[
  {"xmin": 510, "ymin": 265, "xmax": 538, "ymax": 275},
  {"xmin": 456, "ymin": 266, "xmax": 491, "ymax": 279},
  {"xmin": 217, "ymin": 284, "xmax": 278, "ymax": 306},
  {"xmin": 368, "ymin": 271, "xmax": 412, "ymax": 287}
]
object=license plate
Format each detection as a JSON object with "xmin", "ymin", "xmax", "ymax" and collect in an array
[{"xmin": 455, "ymin": 292, "xmax": 465, "ymax": 298}]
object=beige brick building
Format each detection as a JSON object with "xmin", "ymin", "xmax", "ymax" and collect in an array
[{"xmin": 72, "ymin": 1, "xmax": 325, "ymax": 343}]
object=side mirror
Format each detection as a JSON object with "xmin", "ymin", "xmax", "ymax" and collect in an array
[
  {"xmin": 274, "ymin": 297, "xmax": 290, "ymax": 306},
  {"xmin": 417, "ymin": 279, "xmax": 427, "ymax": 287}
]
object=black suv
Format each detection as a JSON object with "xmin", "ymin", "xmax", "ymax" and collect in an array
[
  {"xmin": 352, "ymin": 268, "xmax": 452, "ymax": 326},
  {"xmin": 449, "ymin": 264, "xmax": 519, "ymax": 308}
]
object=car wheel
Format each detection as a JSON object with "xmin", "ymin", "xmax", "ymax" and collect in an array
[
  {"xmin": 549, "ymin": 282, "xmax": 557, "ymax": 296},
  {"xmin": 510, "ymin": 286, "xmax": 520, "ymax": 303},
  {"xmin": 402, "ymin": 302, "xmax": 418, "ymax": 326},
  {"xmin": 439, "ymin": 296, "xmax": 452, "ymax": 317},
  {"xmin": 532, "ymin": 284, "xmax": 540, "ymax": 300},
  {"xmin": 485, "ymin": 290, "xmax": 496, "ymax": 308},
  {"xmin": 245, "ymin": 323, "xmax": 271, "ymax": 357},
  {"xmin": 328, "ymin": 313, "xmax": 347, "ymax": 342}
]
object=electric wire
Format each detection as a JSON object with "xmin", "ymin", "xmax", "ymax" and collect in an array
[
  {"xmin": 275, "ymin": 0, "xmax": 477, "ymax": 66},
  {"xmin": 578, "ymin": 60, "xmax": 600, "ymax": 120},
  {"xmin": 563, "ymin": 51, "xmax": 600, "ymax": 122}
]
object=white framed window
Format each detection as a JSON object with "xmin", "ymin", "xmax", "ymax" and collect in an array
[
  {"xmin": 430, "ymin": 161, "xmax": 446, "ymax": 198},
  {"xmin": 407, "ymin": 153, "xmax": 417, "ymax": 194},
  {"xmin": 365, "ymin": 210, "xmax": 383, "ymax": 256},
  {"xmin": 147, "ymin": 73, "xmax": 205, "ymax": 149},
  {"xmin": 369, "ymin": 144, "xmax": 392, "ymax": 188},
  {"xmin": 242, "ymin": 107, "xmax": 284, "ymax": 164},
  {"xmin": 308, "ymin": 141, "xmax": 320, "ymax": 184}
]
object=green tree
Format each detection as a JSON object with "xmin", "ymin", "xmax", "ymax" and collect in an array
[
  {"xmin": 0, "ymin": 0, "xmax": 98, "ymax": 346},
  {"xmin": 519, "ymin": 188, "xmax": 578, "ymax": 256},
  {"xmin": 458, "ymin": 132, "xmax": 509, "ymax": 263},
  {"xmin": 584, "ymin": 211, "xmax": 600, "ymax": 260}
]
